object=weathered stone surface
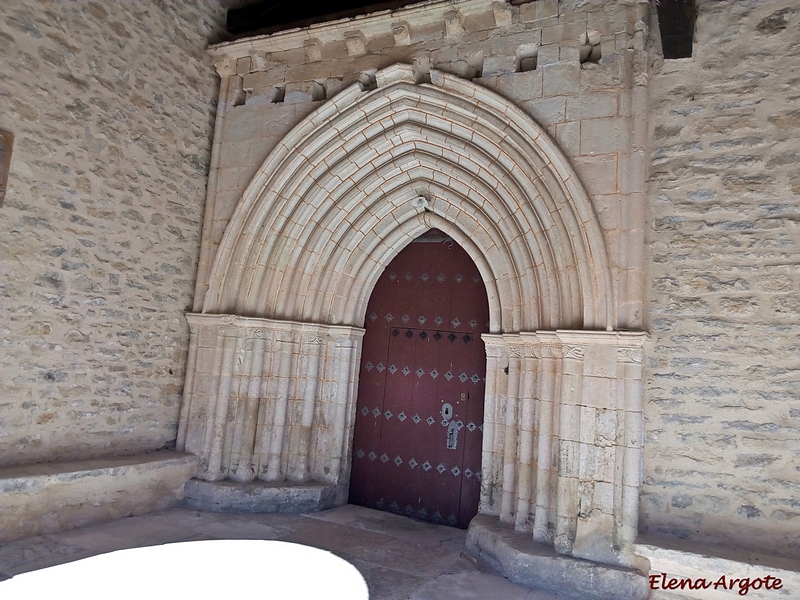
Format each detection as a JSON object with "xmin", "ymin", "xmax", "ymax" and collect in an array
[
  {"xmin": 0, "ymin": 452, "xmax": 197, "ymax": 542},
  {"xmin": 0, "ymin": 1, "xmax": 226, "ymax": 466},
  {"xmin": 184, "ymin": 479, "xmax": 338, "ymax": 514},
  {"xmin": 643, "ymin": 0, "xmax": 800, "ymax": 559},
  {"xmin": 466, "ymin": 515, "xmax": 650, "ymax": 600},
  {"xmin": 637, "ymin": 534, "xmax": 800, "ymax": 600}
]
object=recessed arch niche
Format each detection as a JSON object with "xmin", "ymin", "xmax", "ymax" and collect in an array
[{"xmin": 178, "ymin": 64, "xmax": 646, "ymax": 568}]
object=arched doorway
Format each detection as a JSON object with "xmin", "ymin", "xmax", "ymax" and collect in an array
[
  {"xmin": 349, "ymin": 230, "xmax": 489, "ymax": 528},
  {"xmin": 179, "ymin": 64, "xmax": 646, "ymax": 566}
]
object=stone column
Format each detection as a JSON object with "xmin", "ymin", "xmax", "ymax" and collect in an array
[
  {"xmin": 555, "ymin": 330, "xmax": 647, "ymax": 567},
  {"xmin": 477, "ymin": 330, "xmax": 647, "ymax": 567},
  {"xmin": 193, "ymin": 56, "xmax": 236, "ymax": 312},
  {"xmin": 177, "ymin": 313, "xmax": 364, "ymax": 491}
]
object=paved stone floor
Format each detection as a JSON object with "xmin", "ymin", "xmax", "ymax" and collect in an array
[{"xmin": 0, "ymin": 504, "xmax": 560, "ymax": 599}]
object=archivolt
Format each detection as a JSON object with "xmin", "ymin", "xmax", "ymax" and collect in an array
[{"xmin": 203, "ymin": 64, "xmax": 613, "ymax": 332}]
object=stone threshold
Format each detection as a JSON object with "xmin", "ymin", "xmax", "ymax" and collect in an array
[
  {"xmin": 465, "ymin": 514, "xmax": 649, "ymax": 600},
  {"xmin": 184, "ymin": 478, "xmax": 337, "ymax": 514},
  {"xmin": 636, "ymin": 534, "xmax": 800, "ymax": 600},
  {"xmin": 0, "ymin": 451, "xmax": 197, "ymax": 543}
]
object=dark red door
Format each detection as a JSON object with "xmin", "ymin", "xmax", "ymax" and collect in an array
[{"xmin": 349, "ymin": 230, "xmax": 489, "ymax": 528}]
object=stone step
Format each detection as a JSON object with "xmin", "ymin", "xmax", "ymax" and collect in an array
[
  {"xmin": 465, "ymin": 514, "xmax": 650, "ymax": 600},
  {"xmin": 184, "ymin": 478, "xmax": 337, "ymax": 513},
  {"xmin": 0, "ymin": 452, "xmax": 196, "ymax": 543}
]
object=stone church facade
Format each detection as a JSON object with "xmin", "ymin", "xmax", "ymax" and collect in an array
[{"xmin": 1, "ymin": 0, "xmax": 797, "ymax": 598}]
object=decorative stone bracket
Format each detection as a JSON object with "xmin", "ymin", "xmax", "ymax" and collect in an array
[{"xmin": 478, "ymin": 330, "xmax": 647, "ymax": 567}]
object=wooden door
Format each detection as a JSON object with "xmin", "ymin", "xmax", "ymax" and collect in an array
[{"xmin": 349, "ymin": 231, "xmax": 489, "ymax": 528}]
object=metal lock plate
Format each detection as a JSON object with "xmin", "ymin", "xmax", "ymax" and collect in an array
[
  {"xmin": 441, "ymin": 402, "xmax": 453, "ymax": 420},
  {"xmin": 446, "ymin": 421, "xmax": 459, "ymax": 450}
]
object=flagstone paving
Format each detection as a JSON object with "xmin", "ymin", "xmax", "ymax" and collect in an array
[{"xmin": 0, "ymin": 504, "xmax": 561, "ymax": 599}]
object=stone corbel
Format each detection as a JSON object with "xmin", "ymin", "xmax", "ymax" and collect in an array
[
  {"xmin": 304, "ymin": 39, "xmax": 323, "ymax": 62},
  {"xmin": 392, "ymin": 21, "xmax": 411, "ymax": 46},
  {"xmin": 444, "ymin": 10, "xmax": 464, "ymax": 37},
  {"xmin": 345, "ymin": 31, "xmax": 367, "ymax": 56},
  {"xmin": 212, "ymin": 54, "xmax": 236, "ymax": 78}
]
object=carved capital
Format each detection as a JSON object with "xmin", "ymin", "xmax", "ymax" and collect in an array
[
  {"xmin": 484, "ymin": 343, "xmax": 507, "ymax": 359},
  {"xmin": 276, "ymin": 331, "xmax": 298, "ymax": 343},
  {"xmin": 540, "ymin": 345, "xmax": 564, "ymax": 359},
  {"xmin": 617, "ymin": 347, "xmax": 643, "ymax": 364},
  {"xmin": 246, "ymin": 327, "xmax": 269, "ymax": 339}
]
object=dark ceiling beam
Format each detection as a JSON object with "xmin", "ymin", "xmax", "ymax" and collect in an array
[{"xmin": 226, "ymin": 0, "xmax": 423, "ymax": 37}]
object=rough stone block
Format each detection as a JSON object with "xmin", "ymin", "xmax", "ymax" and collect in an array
[
  {"xmin": 522, "ymin": 96, "xmax": 566, "ymax": 125},
  {"xmin": 555, "ymin": 121, "xmax": 580, "ymax": 155},
  {"xmin": 236, "ymin": 56, "xmax": 252, "ymax": 75},
  {"xmin": 580, "ymin": 117, "xmax": 628, "ymax": 155},
  {"xmin": 492, "ymin": 70, "xmax": 543, "ymax": 103},
  {"xmin": 573, "ymin": 155, "xmax": 619, "ymax": 196},
  {"xmin": 537, "ymin": 43, "xmax": 560, "ymax": 67},
  {"xmin": 492, "ymin": 2, "xmax": 513, "ymax": 27},
  {"xmin": 542, "ymin": 62, "xmax": 580, "ymax": 96},
  {"xmin": 483, "ymin": 54, "xmax": 517, "ymax": 76},
  {"xmin": 636, "ymin": 535, "xmax": 800, "ymax": 600},
  {"xmin": 567, "ymin": 92, "xmax": 619, "ymax": 120},
  {"xmin": 520, "ymin": 0, "xmax": 558, "ymax": 25}
]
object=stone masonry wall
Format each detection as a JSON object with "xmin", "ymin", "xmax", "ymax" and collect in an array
[
  {"xmin": 642, "ymin": 0, "xmax": 800, "ymax": 558},
  {"xmin": 0, "ymin": 1, "xmax": 226, "ymax": 466}
]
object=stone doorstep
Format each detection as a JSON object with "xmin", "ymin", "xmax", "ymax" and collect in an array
[
  {"xmin": 636, "ymin": 534, "xmax": 800, "ymax": 600},
  {"xmin": 465, "ymin": 514, "xmax": 650, "ymax": 600},
  {"xmin": 0, "ymin": 452, "xmax": 197, "ymax": 544},
  {"xmin": 183, "ymin": 478, "xmax": 337, "ymax": 514}
]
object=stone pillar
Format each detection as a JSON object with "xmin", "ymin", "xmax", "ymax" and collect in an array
[
  {"xmin": 178, "ymin": 314, "xmax": 364, "ymax": 492},
  {"xmin": 477, "ymin": 330, "xmax": 647, "ymax": 567}
]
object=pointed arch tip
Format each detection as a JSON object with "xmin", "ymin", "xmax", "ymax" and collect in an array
[{"xmin": 204, "ymin": 63, "xmax": 614, "ymax": 332}]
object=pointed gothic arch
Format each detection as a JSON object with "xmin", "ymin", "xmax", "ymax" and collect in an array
[{"xmin": 203, "ymin": 64, "xmax": 614, "ymax": 332}]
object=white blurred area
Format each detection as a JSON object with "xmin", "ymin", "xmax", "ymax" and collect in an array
[{"xmin": 0, "ymin": 540, "xmax": 369, "ymax": 600}]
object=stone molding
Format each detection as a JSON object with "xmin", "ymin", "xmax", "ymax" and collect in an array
[
  {"xmin": 203, "ymin": 63, "xmax": 614, "ymax": 332},
  {"xmin": 208, "ymin": 0, "xmax": 494, "ymax": 61}
]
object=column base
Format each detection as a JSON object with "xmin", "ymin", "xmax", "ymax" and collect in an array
[
  {"xmin": 184, "ymin": 479, "xmax": 337, "ymax": 513},
  {"xmin": 465, "ymin": 514, "xmax": 650, "ymax": 600}
]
